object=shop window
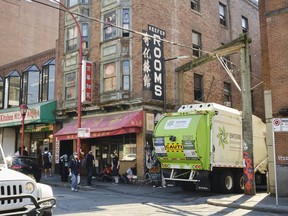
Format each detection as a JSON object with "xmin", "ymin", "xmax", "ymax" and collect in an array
[
  {"xmin": 242, "ymin": 16, "xmax": 248, "ymax": 33},
  {"xmin": 122, "ymin": 60, "xmax": 130, "ymax": 91},
  {"xmin": 219, "ymin": 3, "xmax": 227, "ymax": 26},
  {"xmin": 67, "ymin": 0, "xmax": 78, "ymax": 7},
  {"xmin": 41, "ymin": 59, "xmax": 55, "ymax": 102},
  {"xmin": 192, "ymin": 31, "xmax": 202, "ymax": 57},
  {"xmin": 191, "ymin": 0, "xmax": 200, "ymax": 12},
  {"xmin": 103, "ymin": 10, "xmax": 117, "ymax": 41},
  {"xmin": 224, "ymin": 82, "xmax": 232, "ymax": 107},
  {"xmin": 122, "ymin": 9, "xmax": 130, "ymax": 37},
  {"xmin": 4, "ymin": 71, "xmax": 21, "ymax": 108},
  {"xmin": 194, "ymin": 73, "xmax": 203, "ymax": 101},
  {"xmin": 23, "ymin": 65, "xmax": 40, "ymax": 104},
  {"xmin": 103, "ymin": 62, "xmax": 117, "ymax": 92},
  {"xmin": 0, "ymin": 77, "xmax": 3, "ymax": 109},
  {"xmin": 64, "ymin": 72, "xmax": 77, "ymax": 100},
  {"xmin": 66, "ymin": 26, "xmax": 77, "ymax": 52}
]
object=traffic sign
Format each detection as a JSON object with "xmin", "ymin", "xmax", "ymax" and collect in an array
[{"xmin": 78, "ymin": 128, "xmax": 91, "ymax": 137}]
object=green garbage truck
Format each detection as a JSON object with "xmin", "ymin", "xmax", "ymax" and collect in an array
[{"xmin": 153, "ymin": 103, "xmax": 268, "ymax": 194}]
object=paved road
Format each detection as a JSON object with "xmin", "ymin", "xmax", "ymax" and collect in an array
[{"xmin": 52, "ymin": 183, "xmax": 280, "ymax": 216}]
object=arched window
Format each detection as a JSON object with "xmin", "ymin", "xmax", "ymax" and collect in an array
[
  {"xmin": 42, "ymin": 58, "xmax": 55, "ymax": 101},
  {"xmin": 4, "ymin": 71, "xmax": 21, "ymax": 108},
  {"xmin": 0, "ymin": 76, "xmax": 3, "ymax": 109},
  {"xmin": 23, "ymin": 65, "xmax": 40, "ymax": 104}
]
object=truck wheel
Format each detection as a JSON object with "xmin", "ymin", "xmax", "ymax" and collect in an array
[
  {"xmin": 180, "ymin": 182, "xmax": 196, "ymax": 192},
  {"xmin": 234, "ymin": 172, "xmax": 244, "ymax": 193},
  {"xmin": 219, "ymin": 171, "xmax": 234, "ymax": 194}
]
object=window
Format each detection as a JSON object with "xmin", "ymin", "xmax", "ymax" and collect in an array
[
  {"xmin": 119, "ymin": 134, "xmax": 136, "ymax": 161},
  {"xmin": 242, "ymin": 16, "xmax": 248, "ymax": 33},
  {"xmin": 66, "ymin": 26, "xmax": 77, "ymax": 52},
  {"xmin": 192, "ymin": 31, "xmax": 202, "ymax": 57},
  {"xmin": 82, "ymin": 8, "xmax": 89, "ymax": 17},
  {"xmin": 103, "ymin": 10, "xmax": 117, "ymax": 41},
  {"xmin": 23, "ymin": 65, "xmax": 40, "ymax": 104},
  {"xmin": 0, "ymin": 77, "xmax": 3, "ymax": 108},
  {"xmin": 4, "ymin": 71, "xmax": 21, "ymax": 108},
  {"xmin": 194, "ymin": 73, "xmax": 203, "ymax": 101},
  {"xmin": 191, "ymin": 0, "xmax": 200, "ymax": 12},
  {"xmin": 82, "ymin": 0, "xmax": 89, "ymax": 4},
  {"xmin": 219, "ymin": 3, "xmax": 227, "ymax": 26},
  {"xmin": 122, "ymin": 9, "xmax": 130, "ymax": 37},
  {"xmin": 82, "ymin": 23, "xmax": 89, "ymax": 49},
  {"xmin": 122, "ymin": 60, "xmax": 130, "ymax": 90},
  {"xmin": 103, "ymin": 62, "xmax": 117, "ymax": 92},
  {"xmin": 67, "ymin": 0, "xmax": 78, "ymax": 7},
  {"xmin": 42, "ymin": 59, "xmax": 55, "ymax": 102},
  {"xmin": 64, "ymin": 72, "xmax": 76, "ymax": 100},
  {"xmin": 224, "ymin": 82, "xmax": 232, "ymax": 107}
]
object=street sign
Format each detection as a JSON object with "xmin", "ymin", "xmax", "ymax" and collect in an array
[
  {"xmin": 273, "ymin": 118, "xmax": 288, "ymax": 132},
  {"xmin": 78, "ymin": 128, "xmax": 91, "ymax": 137}
]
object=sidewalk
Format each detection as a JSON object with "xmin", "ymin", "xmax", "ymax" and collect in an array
[{"xmin": 41, "ymin": 174, "xmax": 288, "ymax": 214}]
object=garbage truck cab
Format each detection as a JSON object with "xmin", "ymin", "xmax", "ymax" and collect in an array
[{"xmin": 153, "ymin": 103, "xmax": 267, "ymax": 194}]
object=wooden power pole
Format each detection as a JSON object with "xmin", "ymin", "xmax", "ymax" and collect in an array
[{"xmin": 175, "ymin": 33, "xmax": 256, "ymax": 195}]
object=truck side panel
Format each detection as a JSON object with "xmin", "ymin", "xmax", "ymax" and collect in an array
[{"xmin": 212, "ymin": 111, "xmax": 243, "ymax": 168}]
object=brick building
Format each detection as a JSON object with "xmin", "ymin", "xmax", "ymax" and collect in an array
[
  {"xmin": 259, "ymin": 0, "xmax": 288, "ymax": 196},
  {"xmin": 53, "ymin": 0, "xmax": 263, "ymax": 179},
  {"xmin": 0, "ymin": 0, "xmax": 58, "ymax": 66},
  {"xmin": 0, "ymin": 49, "xmax": 56, "ymax": 158}
]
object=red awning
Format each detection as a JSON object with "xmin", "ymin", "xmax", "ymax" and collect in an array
[{"xmin": 55, "ymin": 110, "xmax": 143, "ymax": 140}]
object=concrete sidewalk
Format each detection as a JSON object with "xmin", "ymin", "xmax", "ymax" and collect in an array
[{"xmin": 41, "ymin": 174, "xmax": 288, "ymax": 214}]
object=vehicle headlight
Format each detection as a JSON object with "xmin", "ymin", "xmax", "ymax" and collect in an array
[{"xmin": 24, "ymin": 182, "xmax": 35, "ymax": 194}]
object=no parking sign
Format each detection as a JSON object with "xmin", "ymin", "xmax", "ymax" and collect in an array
[{"xmin": 273, "ymin": 118, "xmax": 288, "ymax": 132}]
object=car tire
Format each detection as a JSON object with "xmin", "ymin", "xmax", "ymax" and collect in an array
[
  {"xmin": 42, "ymin": 210, "xmax": 53, "ymax": 216},
  {"xmin": 234, "ymin": 171, "xmax": 244, "ymax": 194},
  {"xmin": 219, "ymin": 170, "xmax": 234, "ymax": 194}
]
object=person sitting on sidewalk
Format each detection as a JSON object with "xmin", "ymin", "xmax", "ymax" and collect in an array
[
  {"xmin": 99, "ymin": 164, "xmax": 113, "ymax": 182},
  {"xmin": 123, "ymin": 163, "xmax": 137, "ymax": 183}
]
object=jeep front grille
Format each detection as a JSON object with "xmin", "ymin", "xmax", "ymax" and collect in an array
[{"xmin": 1, "ymin": 184, "xmax": 23, "ymax": 205}]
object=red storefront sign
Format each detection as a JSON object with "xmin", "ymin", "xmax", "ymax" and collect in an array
[{"xmin": 82, "ymin": 60, "xmax": 93, "ymax": 103}]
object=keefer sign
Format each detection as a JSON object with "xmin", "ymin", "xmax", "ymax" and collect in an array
[{"xmin": 142, "ymin": 24, "xmax": 166, "ymax": 100}]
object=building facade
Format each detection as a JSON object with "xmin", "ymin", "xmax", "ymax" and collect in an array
[
  {"xmin": 0, "ymin": 0, "xmax": 59, "ymax": 66},
  {"xmin": 259, "ymin": 0, "xmax": 288, "ymax": 197},
  {"xmin": 54, "ymin": 0, "xmax": 262, "ymax": 178},
  {"xmin": 0, "ymin": 49, "xmax": 56, "ymax": 159}
]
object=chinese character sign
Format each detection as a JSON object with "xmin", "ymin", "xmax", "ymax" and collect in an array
[
  {"xmin": 142, "ymin": 25, "xmax": 166, "ymax": 101},
  {"xmin": 82, "ymin": 60, "xmax": 93, "ymax": 103}
]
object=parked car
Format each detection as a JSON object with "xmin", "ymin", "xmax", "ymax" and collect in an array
[
  {"xmin": 123, "ymin": 153, "xmax": 136, "ymax": 161},
  {"xmin": 6, "ymin": 156, "xmax": 42, "ymax": 182}
]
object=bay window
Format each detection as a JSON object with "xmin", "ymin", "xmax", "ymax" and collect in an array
[
  {"xmin": 42, "ymin": 59, "xmax": 55, "ymax": 101},
  {"xmin": 4, "ymin": 71, "xmax": 21, "ymax": 108},
  {"xmin": 23, "ymin": 65, "xmax": 40, "ymax": 104}
]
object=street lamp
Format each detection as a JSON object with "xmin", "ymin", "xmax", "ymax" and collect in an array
[{"xmin": 19, "ymin": 104, "xmax": 28, "ymax": 156}]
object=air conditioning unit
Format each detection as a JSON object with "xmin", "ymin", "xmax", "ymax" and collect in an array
[{"xmin": 224, "ymin": 101, "xmax": 231, "ymax": 107}]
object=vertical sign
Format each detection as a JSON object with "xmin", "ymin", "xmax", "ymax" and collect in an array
[
  {"xmin": 82, "ymin": 60, "xmax": 93, "ymax": 103},
  {"xmin": 55, "ymin": 138, "xmax": 60, "ymax": 164},
  {"xmin": 142, "ymin": 25, "xmax": 166, "ymax": 100}
]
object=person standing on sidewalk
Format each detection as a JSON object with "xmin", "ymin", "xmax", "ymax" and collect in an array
[
  {"xmin": 111, "ymin": 152, "xmax": 120, "ymax": 183},
  {"xmin": 42, "ymin": 147, "xmax": 52, "ymax": 177},
  {"xmin": 69, "ymin": 152, "xmax": 80, "ymax": 192},
  {"xmin": 86, "ymin": 150, "xmax": 95, "ymax": 186}
]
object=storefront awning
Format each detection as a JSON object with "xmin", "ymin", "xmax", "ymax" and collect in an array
[
  {"xmin": 55, "ymin": 110, "xmax": 143, "ymax": 140},
  {"xmin": 0, "ymin": 101, "xmax": 56, "ymax": 127}
]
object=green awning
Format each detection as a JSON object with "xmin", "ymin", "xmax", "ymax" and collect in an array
[{"xmin": 0, "ymin": 101, "xmax": 56, "ymax": 127}]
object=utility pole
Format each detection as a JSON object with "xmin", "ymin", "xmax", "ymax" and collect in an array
[
  {"xmin": 240, "ymin": 34, "xmax": 256, "ymax": 195},
  {"xmin": 175, "ymin": 33, "xmax": 256, "ymax": 195}
]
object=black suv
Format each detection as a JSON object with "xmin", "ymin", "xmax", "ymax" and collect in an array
[{"xmin": 7, "ymin": 156, "xmax": 42, "ymax": 182}]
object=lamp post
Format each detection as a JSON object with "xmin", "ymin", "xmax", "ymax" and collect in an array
[
  {"xmin": 19, "ymin": 104, "xmax": 28, "ymax": 156},
  {"xmin": 50, "ymin": 0, "xmax": 83, "ymax": 156}
]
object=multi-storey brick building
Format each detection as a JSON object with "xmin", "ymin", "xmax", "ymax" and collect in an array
[
  {"xmin": 0, "ymin": 0, "xmax": 58, "ymax": 66},
  {"xmin": 54, "ymin": 0, "xmax": 262, "ymax": 179},
  {"xmin": 259, "ymin": 0, "xmax": 288, "ymax": 196}
]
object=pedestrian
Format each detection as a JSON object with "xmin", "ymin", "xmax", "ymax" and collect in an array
[
  {"xmin": 110, "ymin": 152, "xmax": 120, "ymax": 183},
  {"xmin": 68, "ymin": 152, "xmax": 81, "ymax": 192},
  {"xmin": 85, "ymin": 150, "xmax": 95, "ymax": 186},
  {"xmin": 42, "ymin": 147, "xmax": 52, "ymax": 177}
]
